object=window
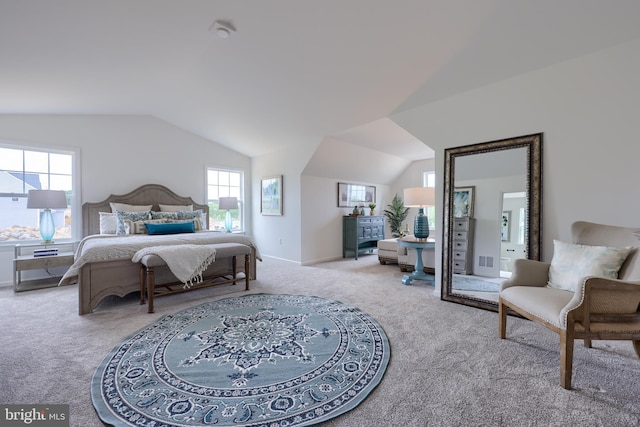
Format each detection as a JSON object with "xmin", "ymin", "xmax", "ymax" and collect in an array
[
  {"xmin": 206, "ymin": 168, "xmax": 244, "ymax": 232},
  {"xmin": 423, "ymin": 171, "xmax": 436, "ymax": 230},
  {"xmin": 0, "ymin": 144, "xmax": 77, "ymax": 243}
]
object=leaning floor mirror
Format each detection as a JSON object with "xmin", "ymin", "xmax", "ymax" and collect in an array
[{"xmin": 441, "ymin": 133, "xmax": 543, "ymax": 311}]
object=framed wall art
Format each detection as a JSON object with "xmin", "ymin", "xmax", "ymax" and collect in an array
[
  {"xmin": 337, "ymin": 182, "xmax": 375, "ymax": 208},
  {"xmin": 261, "ymin": 175, "xmax": 283, "ymax": 215},
  {"xmin": 453, "ymin": 186, "xmax": 474, "ymax": 218}
]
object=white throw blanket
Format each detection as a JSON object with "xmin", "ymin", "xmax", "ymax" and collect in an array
[{"xmin": 132, "ymin": 244, "xmax": 217, "ymax": 288}]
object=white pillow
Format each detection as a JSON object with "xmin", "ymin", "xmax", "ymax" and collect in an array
[
  {"xmin": 159, "ymin": 204, "xmax": 193, "ymax": 212},
  {"xmin": 109, "ymin": 202, "xmax": 153, "ymax": 213},
  {"xmin": 99, "ymin": 212, "xmax": 118, "ymax": 234},
  {"xmin": 548, "ymin": 240, "xmax": 632, "ymax": 292}
]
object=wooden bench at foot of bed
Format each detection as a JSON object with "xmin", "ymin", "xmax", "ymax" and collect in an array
[{"xmin": 138, "ymin": 242, "xmax": 251, "ymax": 313}]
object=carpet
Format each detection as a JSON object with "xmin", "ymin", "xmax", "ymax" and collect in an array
[
  {"xmin": 91, "ymin": 293, "xmax": 390, "ymax": 426},
  {"xmin": 452, "ymin": 275, "xmax": 501, "ymax": 292}
]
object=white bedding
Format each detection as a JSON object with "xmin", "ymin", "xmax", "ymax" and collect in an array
[{"xmin": 60, "ymin": 231, "xmax": 261, "ymax": 285}]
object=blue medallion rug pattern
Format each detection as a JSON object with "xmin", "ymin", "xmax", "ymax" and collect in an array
[{"xmin": 91, "ymin": 294, "xmax": 390, "ymax": 426}]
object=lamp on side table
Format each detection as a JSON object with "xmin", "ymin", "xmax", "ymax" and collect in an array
[
  {"xmin": 27, "ymin": 190, "xmax": 68, "ymax": 244},
  {"xmin": 219, "ymin": 197, "xmax": 238, "ymax": 233},
  {"xmin": 403, "ymin": 187, "xmax": 435, "ymax": 240}
]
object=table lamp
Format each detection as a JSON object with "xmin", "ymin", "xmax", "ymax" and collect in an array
[
  {"xmin": 403, "ymin": 187, "xmax": 435, "ymax": 240},
  {"xmin": 219, "ymin": 197, "xmax": 238, "ymax": 232},
  {"xmin": 27, "ymin": 190, "xmax": 68, "ymax": 244}
]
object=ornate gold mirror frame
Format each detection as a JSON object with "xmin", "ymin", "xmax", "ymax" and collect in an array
[{"xmin": 441, "ymin": 133, "xmax": 543, "ymax": 311}]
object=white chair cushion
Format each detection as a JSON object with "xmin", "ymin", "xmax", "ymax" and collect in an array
[{"xmin": 501, "ymin": 286, "xmax": 574, "ymax": 328}]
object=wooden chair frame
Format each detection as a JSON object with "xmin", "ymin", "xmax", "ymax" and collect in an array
[{"xmin": 500, "ymin": 277, "xmax": 640, "ymax": 389}]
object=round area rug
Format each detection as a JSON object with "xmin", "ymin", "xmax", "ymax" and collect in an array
[{"xmin": 91, "ymin": 294, "xmax": 390, "ymax": 426}]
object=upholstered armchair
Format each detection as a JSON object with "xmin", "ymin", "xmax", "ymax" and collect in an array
[{"xmin": 499, "ymin": 221, "xmax": 640, "ymax": 389}]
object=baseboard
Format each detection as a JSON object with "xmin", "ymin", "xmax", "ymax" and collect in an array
[
  {"xmin": 260, "ymin": 254, "xmax": 301, "ymax": 265},
  {"xmin": 300, "ymin": 255, "xmax": 343, "ymax": 266}
]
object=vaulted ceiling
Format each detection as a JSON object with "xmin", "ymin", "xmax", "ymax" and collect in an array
[{"xmin": 2, "ymin": 1, "xmax": 640, "ymax": 168}]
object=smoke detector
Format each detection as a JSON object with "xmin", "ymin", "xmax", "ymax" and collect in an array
[{"xmin": 210, "ymin": 20, "xmax": 235, "ymax": 39}]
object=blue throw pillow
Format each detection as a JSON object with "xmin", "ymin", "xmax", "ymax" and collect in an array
[{"xmin": 144, "ymin": 221, "xmax": 195, "ymax": 235}]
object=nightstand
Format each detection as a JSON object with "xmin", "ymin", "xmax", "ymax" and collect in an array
[{"xmin": 13, "ymin": 242, "xmax": 76, "ymax": 292}]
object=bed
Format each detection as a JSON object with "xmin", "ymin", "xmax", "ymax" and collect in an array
[{"xmin": 62, "ymin": 184, "xmax": 260, "ymax": 314}]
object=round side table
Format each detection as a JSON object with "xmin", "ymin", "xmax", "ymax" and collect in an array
[{"xmin": 397, "ymin": 237, "xmax": 435, "ymax": 285}]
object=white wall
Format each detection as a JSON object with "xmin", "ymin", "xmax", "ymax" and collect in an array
[
  {"xmin": 303, "ymin": 137, "xmax": 412, "ymax": 185},
  {"xmin": 300, "ymin": 174, "xmax": 390, "ymax": 264},
  {"xmin": 388, "ymin": 158, "xmax": 436, "ymax": 235},
  {"xmin": 298, "ymin": 139, "xmax": 423, "ymax": 265},
  {"xmin": 0, "ymin": 114, "xmax": 251, "ymax": 285},
  {"xmin": 295, "ymin": 159, "xmax": 436, "ymax": 268},
  {"xmin": 252, "ymin": 145, "xmax": 314, "ymax": 263},
  {"xmin": 392, "ymin": 37, "xmax": 640, "ymax": 285}
]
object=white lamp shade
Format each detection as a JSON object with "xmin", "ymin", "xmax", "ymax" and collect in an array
[
  {"xmin": 27, "ymin": 190, "xmax": 68, "ymax": 209},
  {"xmin": 403, "ymin": 187, "xmax": 435, "ymax": 207},
  {"xmin": 219, "ymin": 197, "xmax": 238, "ymax": 210}
]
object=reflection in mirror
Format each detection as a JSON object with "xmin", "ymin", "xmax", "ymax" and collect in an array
[
  {"xmin": 501, "ymin": 192, "xmax": 527, "ymax": 277},
  {"xmin": 442, "ymin": 134, "xmax": 542, "ymax": 311}
]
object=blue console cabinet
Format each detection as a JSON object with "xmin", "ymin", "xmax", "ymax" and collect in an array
[{"xmin": 342, "ymin": 215, "xmax": 385, "ymax": 260}]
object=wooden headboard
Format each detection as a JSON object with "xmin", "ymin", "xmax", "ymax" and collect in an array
[{"xmin": 82, "ymin": 184, "xmax": 209, "ymax": 237}]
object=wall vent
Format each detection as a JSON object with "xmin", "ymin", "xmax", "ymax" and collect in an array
[{"xmin": 479, "ymin": 256, "xmax": 494, "ymax": 268}]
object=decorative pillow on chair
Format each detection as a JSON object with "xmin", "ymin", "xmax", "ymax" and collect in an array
[
  {"xmin": 116, "ymin": 211, "xmax": 151, "ymax": 235},
  {"xmin": 548, "ymin": 240, "xmax": 632, "ymax": 292}
]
